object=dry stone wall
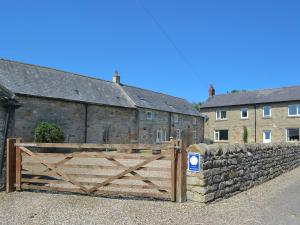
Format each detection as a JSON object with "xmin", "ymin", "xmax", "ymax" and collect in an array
[{"xmin": 187, "ymin": 143, "xmax": 300, "ymax": 203}]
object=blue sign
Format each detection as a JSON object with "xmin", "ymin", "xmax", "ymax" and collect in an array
[{"xmin": 188, "ymin": 152, "xmax": 201, "ymax": 173}]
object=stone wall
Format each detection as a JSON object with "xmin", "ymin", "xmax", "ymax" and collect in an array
[
  {"xmin": 171, "ymin": 113, "xmax": 204, "ymax": 145},
  {"xmin": 138, "ymin": 109, "xmax": 203, "ymax": 145},
  {"xmin": 202, "ymin": 106, "xmax": 256, "ymax": 144},
  {"xmin": 87, "ymin": 105, "xmax": 137, "ymax": 144},
  {"xmin": 255, "ymin": 101, "xmax": 300, "ymax": 143},
  {"xmin": 13, "ymin": 95, "xmax": 86, "ymax": 142},
  {"xmin": 187, "ymin": 143, "xmax": 300, "ymax": 203},
  {"xmin": 138, "ymin": 109, "xmax": 170, "ymax": 144},
  {"xmin": 11, "ymin": 95, "xmax": 204, "ymax": 145},
  {"xmin": 202, "ymin": 101, "xmax": 300, "ymax": 144}
]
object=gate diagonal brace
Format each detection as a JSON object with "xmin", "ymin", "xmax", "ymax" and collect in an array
[
  {"xmin": 87, "ymin": 154, "xmax": 165, "ymax": 194},
  {"xmin": 104, "ymin": 155, "xmax": 168, "ymax": 193},
  {"xmin": 20, "ymin": 147, "xmax": 89, "ymax": 193}
]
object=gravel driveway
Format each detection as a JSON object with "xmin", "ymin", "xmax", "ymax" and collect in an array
[{"xmin": 0, "ymin": 167, "xmax": 299, "ymax": 225}]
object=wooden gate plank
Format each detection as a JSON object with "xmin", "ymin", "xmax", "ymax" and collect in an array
[
  {"xmin": 105, "ymin": 156, "xmax": 169, "ymax": 193},
  {"xmin": 87, "ymin": 154, "xmax": 166, "ymax": 193},
  {"xmin": 22, "ymin": 171, "xmax": 171, "ymax": 182},
  {"xmin": 19, "ymin": 147, "xmax": 89, "ymax": 193}
]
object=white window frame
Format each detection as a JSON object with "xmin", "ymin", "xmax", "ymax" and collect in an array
[
  {"xmin": 240, "ymin": 108, "xmax": 248, "ymax": 119},
  {"xmin": 263, "ymin": 130, "xmax": 271, "ymax": 143},
  {"xmin": 214, "ymin": 130, "xmax": 229, "ymax": 142},
  {"xmin": 156, "ymin": 129, "xmax": 167, "ymax": 143},
  {"xmin": 286, "ymin": 128, "xmax": 300, "ymax": 142},
  {"xmin": 263, "ymin": 106, "xmax": 271, "ymax": 118},
  {"xmin": 176, "ymin": 129, "xmax": 181, "ymax": 140},
  {"xmin": 146, "ymin": 111, "xmax": 153, "ymax": 120},
  {"xmin": 192, "ymin": 117, "xmax": 197, "ymax": 125},
  {"xmin": 288, "ymin": 104, "xmax": 300, "ymax": 117},
  {"xmin": 174, "ymin": 114, "xmax": 179, "ymax": 123},
  {"xmin": 192, "ymin": 130, "xmax": 197, "ymax": 139},
  {"xmin": 216, "ymin": 110, "xmax": 227, "ymax": 120}
]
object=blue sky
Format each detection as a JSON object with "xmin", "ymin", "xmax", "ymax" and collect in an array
[{"xmin": 1, "ymin": 0, "xmax": 300, "ymax": 102}]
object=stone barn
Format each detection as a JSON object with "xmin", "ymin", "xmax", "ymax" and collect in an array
[{"xmin": 0, "ymin": 58, "xmax": 204, "ymax": 188}]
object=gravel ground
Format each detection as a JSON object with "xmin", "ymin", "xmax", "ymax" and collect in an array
[{"xmin": 0, "ymin": 167, "xmax": 299, "ymax": 225}]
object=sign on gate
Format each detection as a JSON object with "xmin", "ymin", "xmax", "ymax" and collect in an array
[{"xmin": 188, "ymin": 152, "xmax": 201, "ymax": 173}]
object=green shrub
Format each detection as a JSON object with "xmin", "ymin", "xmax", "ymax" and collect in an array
[
  {"xmin": 243, "ymin": 126, "xmax": 248, "ymax": 143},
  {"xmin": 33, "ymin": 122, "xmax": 64, "ymax": 143}
]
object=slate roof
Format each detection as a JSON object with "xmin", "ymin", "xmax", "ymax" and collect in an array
[
  {"xmin": 0, "ymin": 59, "xmax": 201, "ymax": 116},
  {"xmin": 122, "ymin": 85, "xmax": 201, "ymax": 116},
  {"xmin": 201, "ymin": 86, "xmax": 300, "ymax": 109}
]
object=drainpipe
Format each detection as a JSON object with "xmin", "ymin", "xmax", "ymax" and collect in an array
[
  {"xmin": 0, "ymin": 103, "xmax": 12, "ymax": 177},
  {"xmin": 84, "ymin": 104, "xmax": 88, "ymax": 143},
  {"xmin": 254, "ymin": 104, "xmax": 257, "ymax": 143},
  {"xmin": 168, "ymin": 112, "xmax": 172, "ymax": 140}
]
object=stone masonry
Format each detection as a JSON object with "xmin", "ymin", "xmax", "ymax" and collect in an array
[
  {"xmin": 186, "ymin": 143, "xmax": 300, "ymax": 203},
  {"xmin": 8, "ymin": 95, "xmax": 203, "ymax": 145},
  {"xmin": 202, "ymin": 101, "xmax": 300, "ymax": 144}
]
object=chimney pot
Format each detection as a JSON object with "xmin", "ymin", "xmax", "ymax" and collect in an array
[
  {"xmin": 209, "ymin": 84, "xmax": 215, "ymax": 97},
  {"xmin": 112, "ymin": 70, "xmax": 120, "ymax": 84}
]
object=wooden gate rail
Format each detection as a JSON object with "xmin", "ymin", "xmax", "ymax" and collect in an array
[{"xmin": 6, "ymin": 138, "xmax": 187, "ymax": 202}]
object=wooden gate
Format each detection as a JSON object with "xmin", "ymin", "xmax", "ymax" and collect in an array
[{"xmin": 6, "ymin": 139, "xmax": 187, "ymax": 202}]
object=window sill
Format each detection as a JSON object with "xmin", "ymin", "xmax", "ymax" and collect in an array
[
  {"xmin": 214, "ymin": 140, "xmax": 229, "ymax": 143},
  {"xmin": 262, "ymin": 117, "xmax": 271, "ymax": 119},
  {"xmin": 215, "ymin": 119, "xmax": 228, "ymax": 122},
  {"xmin": 288, "ymin": 115, "xmax": 300, "ymax": 118},
  {"xmin": 240, "ymin": 118, "xmax": 249, "ymax": 120}
]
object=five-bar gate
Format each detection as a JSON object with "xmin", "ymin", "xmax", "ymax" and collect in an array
[{"xmin": 6, "ymin": 139, "xmax": 187, "ymax": 202}]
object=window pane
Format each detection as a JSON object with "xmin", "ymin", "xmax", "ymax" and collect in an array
[
  {"xmin": 263, "ymin": 106, "xmax": 271, "ymax": 117},
  {"xmin": 288, "ymin": 105, "xmax": 298, "ymax": 115},
  {"xmin": 221, "ymin": 111, "xmax": 227, "ymax": 119},
  {"xmin": 216, "ymin": 111, "xmax": 220, "ymax": 119},
  {"xmin": 241, "ymin": 108, "xmax": 248, "ymax": 118},
  {"xmin": 215, "ymin": 131, "xmax": 219, "ymax": 140},
  {"xmin": 219, "ymin": 130, "xmax": 228, "ymax": 140},
  {"xmin": 287, "ymin": 129, "xmax": 299, "ymax": 141},
  {"xmin": 264, "ymin": 131, "xmax": 271, "ymax": 139}
]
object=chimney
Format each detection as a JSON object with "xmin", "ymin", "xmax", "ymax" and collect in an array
[
  {"xmin": 209, "ymin": 84, "xmax": 215, "ymax": 97},
  {"xmin": 112, "ymin": 70, "xmax": 120, "ymax": 84}
]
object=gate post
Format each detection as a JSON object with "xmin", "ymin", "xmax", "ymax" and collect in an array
[
  {"xmin": 170, "ymin": 138, "xmax": 176, "ymax": 202},
  {"xmin": 6, "ymin": 138, "xmax": 16, "ymax": 192},
  {"xmin": 176, "ymin": 139, "xmax": 187, "ymax": 202},
  {"xmin": 15, "ymin": 138, "xmax": 22, "ymax": 191}
]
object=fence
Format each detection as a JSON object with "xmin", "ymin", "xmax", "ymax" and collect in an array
[{"xmin": 6, "ymin": 138, "xmax": 187, "ymax": 202}]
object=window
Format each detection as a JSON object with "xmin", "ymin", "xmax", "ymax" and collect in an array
[
  {"xmin": 216, "ymin": 110, "xmax": 227, "ymax": 120},
  {"xmin": 263, "ymin": 106, "xmax": 271, "ymax": 118},
  {"xmin": 146, "ymin": 111, "xmax": 153, "ymax": 120},
  {"xmin": 176, "ymin": 129, "xmax": 181, "ymax": 139},
  {"xmin": 192, "ymin": 117, "xmax": 197, "ymax": 125},
  {"xmin": 193, "ymin": 130, "xmax": 197, "ymax": 139},
  {"xmin": 214, "ymin": 130, "xmax": 229, "ymax": 141},
  {"xmin": 156, "ymin": 129, "xmax": 167, "ymax": 143},
  {"xmin": 288, "ymin": 105, "xmax": 300, "ymax": 116},
  {"xmin": 174, "ymin": 114, "xmax": 179, "ymax": 123},
  {"xmin": 263, "ymin": 131, "xmax": 271, "ymax": 143},
  {"xmin": 240, "ymin": 108, "xmax": 248, "ymax": 119},
  {"xmin": 286, "ymin": 128, "xmax": 300, "ymax": 142}
]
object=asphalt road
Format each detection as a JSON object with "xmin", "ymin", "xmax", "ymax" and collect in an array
[{"xmin": 0, "ymin": 167, "xmax": 299, "ymax": 225}]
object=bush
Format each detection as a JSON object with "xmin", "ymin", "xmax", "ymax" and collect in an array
[
  {"xmin": 243, "ymin": 126, "xmax": 248, "ymax": 143},
  {"xmin": 33, "ymin": 122, "xmax": 64, "ymax": 143}
]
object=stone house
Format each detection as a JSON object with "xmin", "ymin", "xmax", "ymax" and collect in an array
[
  {"xmin": 0, "ymin": 59, "xmax": 204, "ymax": 187},
  {"xmin": 201, "ymin": 85, "xmax": 300, "ymax": 144}
]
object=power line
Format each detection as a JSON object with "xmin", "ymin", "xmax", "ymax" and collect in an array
[{"xmin": 136, "ymin": 0, "xmax": 201, "ymax": 80}]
